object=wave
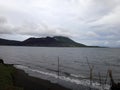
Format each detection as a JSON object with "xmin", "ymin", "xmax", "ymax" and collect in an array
[{"xmin": 14, "ymin": 64, "xmax": 110, "ymax": 90}]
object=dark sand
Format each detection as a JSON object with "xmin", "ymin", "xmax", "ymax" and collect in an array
[{"xmin": 13, "ymin": 68, "xmax": 71, "ymax": 90}]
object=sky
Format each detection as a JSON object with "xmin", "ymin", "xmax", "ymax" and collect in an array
[{"xmin": 0, "ymin": 0, "xmax": 120, "ymax": 47}]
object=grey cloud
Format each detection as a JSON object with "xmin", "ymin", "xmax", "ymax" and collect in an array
[
  {"xmin": 0, "ymin": 0, "xmax": 120, "ymax": 47},
  {"xmin": 0, "ymin": 16, "xmax": 14, "ymax": 34},
  {"xmin": 0, "ymin": 16, "xmax": 77, "ymax": 38},
  {"xmin": 16, "ymin": 24, "xmax": 77, "ymax": 38},
  {"xmin": 0, "ymin": 16, "xmax": 7, "ymax": 24}
]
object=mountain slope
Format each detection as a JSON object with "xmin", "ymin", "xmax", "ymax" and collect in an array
[
  {"xmin": 22, "ymin": 36, "xmax": 86, "ymax": 47},
  {"xmin": 0, "ymin": 36, "xmax": 96, "ymax": 47},
  {"xmin": 53, "ymin": 36, "xmax": 86, "ymax": 47},
  {"xmin": 0, "ymin": 38, "xmax": 21, "ymax": 46}
]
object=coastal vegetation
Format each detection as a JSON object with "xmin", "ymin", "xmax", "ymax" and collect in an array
[
  {"xmin": 0, "ymin": 60, "xmax": 23, "ymax": 90},
  {"xmin": 0, "ymin": 59, "xmax": 71, "ymax": 90}
]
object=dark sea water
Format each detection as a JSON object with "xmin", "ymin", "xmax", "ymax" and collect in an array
[{"xmin": 0, "ymin": 46, "xmax": 120, "ymax": 90}]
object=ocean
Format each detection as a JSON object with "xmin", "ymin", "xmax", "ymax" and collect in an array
[{"xmin": 0, "ymin": 46, "xmax": 120, "ymax": 90}]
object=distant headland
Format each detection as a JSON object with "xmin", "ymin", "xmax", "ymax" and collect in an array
[{"xmin": 0, "ymin": 36, "xmax": 100, "ymax": 47}]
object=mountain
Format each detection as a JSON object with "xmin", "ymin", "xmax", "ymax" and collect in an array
[
  {"xmin": 21, "ymin": 36, "xmax": 86, "ymax": 47},
  {"xmin": 0, "ymin": 36, "xmax": 99, "ymax": 47},
  {"xmin": 0, "ymin": 38, "xmax": 21, "ymax": 46}
]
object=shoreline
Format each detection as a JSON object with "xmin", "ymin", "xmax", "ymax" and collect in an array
[
  {"xmin": 0, "ymin": 61, "xmax": 108, "ymax": 90},
  {"xmin": 0, "ymin": 62, "xmax": 71, "ymax": 90},
  {"xmin": 13, "ymin": 67, "xmax": 71, "ymax": 90}
]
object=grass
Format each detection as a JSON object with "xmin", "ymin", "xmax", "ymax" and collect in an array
[{"xmin": 0, "ymin": 64, "xmax": 23, "ymax": 90}]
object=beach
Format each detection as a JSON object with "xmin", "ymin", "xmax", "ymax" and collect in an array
[
  {"xmin": 13, "ymin": 68, "xmax": 71, "ymax": 90},
  {"xmin": 0, "ymin": 62, "xmax": 71, "ymax": 90}
]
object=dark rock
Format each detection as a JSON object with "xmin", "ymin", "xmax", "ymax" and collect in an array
[
  {"xmin": 0, "ymin": 59, "xmax": 4, "ymax": 64},
  {"xmin": 110, "ymin": 83, "xmax": 120, "ymax": 90}
]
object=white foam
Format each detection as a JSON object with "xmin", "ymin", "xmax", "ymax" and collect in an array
[
  {"xmin": 71, "ymin": 74, "xmax": 85, "ymax": 78},
  {"xmin": 14, "ymin": 65, "xmax": 110, "ymax": 90},
  {"xmin": 15, "ymin": 64, "xmax": 29, "ymax": 69}
]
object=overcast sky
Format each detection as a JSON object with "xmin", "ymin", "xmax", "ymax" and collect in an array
[{"xmin": 0, "ymin": 0, "xmax": 120, "ymax": 47}]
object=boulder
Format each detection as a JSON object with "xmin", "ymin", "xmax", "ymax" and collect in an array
[{"xmin": 0, "ymin": 59, "xmax": 4, "ymax": 64}]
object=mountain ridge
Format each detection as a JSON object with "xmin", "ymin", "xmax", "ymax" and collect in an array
[{"xmin": 0, "ymin": 36, "xmax": 99, "ymax": 47}]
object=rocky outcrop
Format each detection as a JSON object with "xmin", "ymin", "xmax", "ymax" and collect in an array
[{"xmin": 0, "ymin": 59, "xmax": 4, "ymax": 64}]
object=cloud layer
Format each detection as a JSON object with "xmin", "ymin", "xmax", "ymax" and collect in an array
[{"xmin": 0, "ymin": 0, "xmax": 120, "ymax": 47}]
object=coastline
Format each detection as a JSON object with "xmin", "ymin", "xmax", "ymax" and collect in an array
[
  {"xmin": 13, "ymin": 68, "xmax": 71, "ymax": 90},
  {"xmin": 0, "ymin": 62, "xmax": 71, "ymax": 90}
]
